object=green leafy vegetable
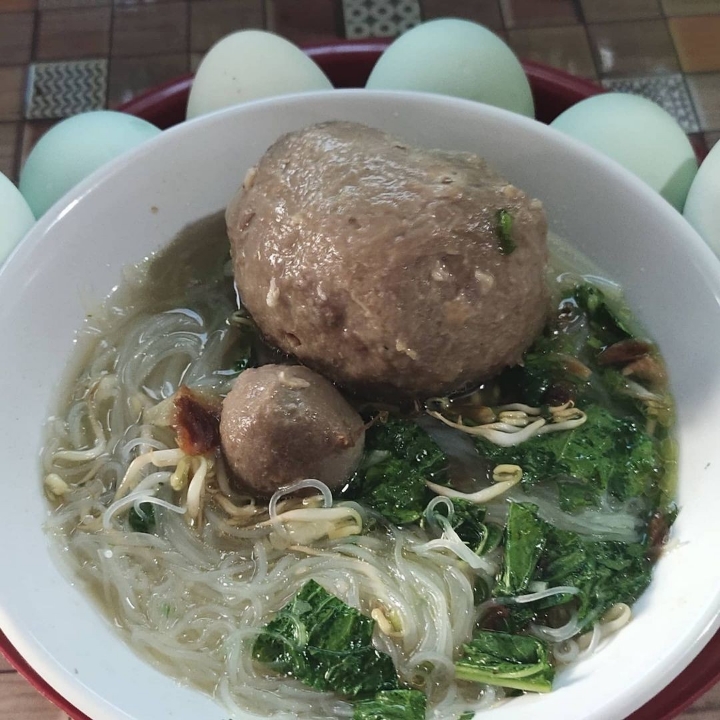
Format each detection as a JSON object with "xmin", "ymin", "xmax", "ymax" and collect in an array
[
  {"xmin": 253, "ymin": 580, "xmax": 398, "ymax": 698},
  {"xmin": 536, "ymin": 528, "xmax": 652, "ymax": 630},
  {"xmin": 343, "ymin": 419, "xmax": 447, "ymax": 525},
  {"xmin": 573, "ymin": 283, "xmax": 634, "ymax": 348},
  {"xmin": 474, "ymin": 405, "xmax": 661, "ymax": 506},
  {"xmin": 455, "ymin": 631, "xmax": 554, "ymax": 693},
  {"xmin": 353, "ymin": 690, "xmax": 427, "ymax": 720},
  {"xmin": 458, "ymin": 713, "xmax": 475, "ymax": 720},
  {"xmin": 495, "ymin": 209, "xmax": 516, "ymax": 255},
  {"xmin": 494, "ymin": 503, "xmax": 547, "ymax": 597},
  {"xmin": 128, "ymin": 502, "xmax": 155, "ymax": 533}
]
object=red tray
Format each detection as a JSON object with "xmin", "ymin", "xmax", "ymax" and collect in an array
[{"xmin": 1, "ymin": 39, "xmax": 715, "ymax": 720}]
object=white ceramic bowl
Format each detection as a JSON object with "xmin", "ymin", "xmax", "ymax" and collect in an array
[{"xmin": 1, "ymin": 90, "xmax": 720, "ymax": 720}]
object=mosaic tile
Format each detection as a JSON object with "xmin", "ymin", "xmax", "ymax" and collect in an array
[
  {"xmin": 500, "ymin": 0, "xmax": 578, "ymax": 29},
  {"xmin": 266, "ymin": 0, "xmax": 341, "ymax": 45},
  {"xmin": 342, "ymin": 0, "xmax": 421, "ymax": 39},
  {"xmin": 0, "ymin": 121, "xmax": 20, "ymax": 179},
  {"xmin": 687, "ymin": 73, "xmax": 720, "ymax": 131},
  {"xmin": 508, "ymin": 26, "xmax": 597, "ymax": 79},
  {"xmin": 190, "ymin": 0, "xmax": 263, "ymax": 53},
  {"xmin": 421, "ymin": 0, "xmax": 503, "ymax": 29},
  {"xmin": 0, "ymin": 66, "xmax": 26, "ymax": 121},
  {"xmin": 36, "ymin": 7, "xmax": 111, "ymax": 61},
  {"xmin": 0, "ymin": 11, "xmax": 35, "ymax": 66},
  {"xmin": 112, "ymin": 2, "xmax": 189, "ymax": 57},
  {"xmin": 588, "ymin": 20, "xmax": 679, "ymax": 76},
  {"xmin": 580, "ymin": 0, "xmax": 661, "ymax": 22},
  {"xmin": 670, "ymin": 16, "xmax": 720, "ymax": 73},
  {"xmin": 602, "ymin": 74, "xmax": 700, "ymax": 132},
  {"xmin": 662, "ymin": 0, "xmax": 720, "ymax": 15},
  {"xmin": 26, "ymin": 59, "xmax": 107, "ymax": 119}
]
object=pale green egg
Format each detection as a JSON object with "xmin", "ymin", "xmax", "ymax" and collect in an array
[
  {"xmin": 684, "ymin": 142, "xmax": 720, "ymax": 256},
  {"xmin": 551, "ymin": 94, "xmax": 697, "ymax": 211},
  {"xmin": 19, "ymin": 111, "xmax": 161, "ymax": 217},
  {"xmin": 0, "ymin": 172, "xmax": 35, "ymax": 263},
  {"xmin": 187, "ymin": 31, "xmax": 332, "ymax": 120},
  {"xmin": 366, "ymin": 19, "xmax": 534, "ymax": 118}
]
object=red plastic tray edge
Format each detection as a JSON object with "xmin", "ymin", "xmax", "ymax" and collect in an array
[{"xmin": 2, "ymin": 39, "xmax": 715, "ymax": 720}]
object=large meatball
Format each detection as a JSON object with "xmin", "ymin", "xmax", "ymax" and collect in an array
[
  {"xmin": 227, "ymin": 121, "xmax": 548, "ymax": 398},
  {"xmin": 220, "ymin": 364, "xmax": 365, "ymax": 496}
]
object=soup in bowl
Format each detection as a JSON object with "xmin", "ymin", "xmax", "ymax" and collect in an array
[{"xmin": 0, "ymin": 91, "xmax": 719, "ymax": 720}]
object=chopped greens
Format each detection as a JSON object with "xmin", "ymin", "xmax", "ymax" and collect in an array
[
  {"xmin": 343, "ymin": 419, "xmax": 447, "ymax": 525},
  {"xmin": 573, "ymin": 282, "xmax": 633, "ymax": 348},
  {"xmin": 353, "ymin": 690, "xmax": 427, "ymax": 720},
  {"xmin": 494, "ymin": 503, "xmax": 547, "ymax": 597},
  {"xmin": 495, "ymin": 209, "xmax": 516, "ymax": 255},
  {"xmin": 455, "ymin": 631, "xmax": 554, "ymax": 693},
  {"xmin": 253, "ymin": 580, "xmax": 398, "ymax": 697},
  {"xmin": 128, "ymin": 502, "xmax": 155, "ymax": 533}
]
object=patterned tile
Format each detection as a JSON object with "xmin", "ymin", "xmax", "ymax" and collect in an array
[
  {"xmin": 112, "ymin": 2, "xmax": 189, "ymax": 57},
  {"xmin": 190, "ymin": 0, "xmax": 263, "ymax": 54},
  {"xmin": 500, "ymin": 0, "xmax": 578, "ymax": 29},
  {"xmin": 687, "ymin": 73, "xmax": 720, "ymax": 131},
  {"xmin": 601, "ymin": 74, "xmax": 700, "ymax": 132},
  {"xmin": 0, "ymin": 11, "xmax": 35, "ymax": 66},
  {"xmin": 342, "ymin": 0, "xmax": 421, "ymax": 39},
  {"xmin": 662, "ymin": 0, "xmax": 720, "ymax": 15},
  {"xmin": 508, "ymin": 26, "xmax": 597, "ymax": 79},
  {"xmin": 26, "ymin": 59, "xmax": 107, "ymax": 119},
  {"xmin": 580, "ymin": 0, "xmax": 661, "ymax": 22},
  {"xmin": 108, "ymin": 53, "xmax": 188, "ymax": 106},
  {"xmin": 0, "ymin": 122, "xmax": 20, "ymax": 179},
  {"xmin": 36, "ymin": 7, "xmax": 111, "ymax": 61},
  {"xmin": 266, "ymin": 0, "xmax": 341, "ymax": 45},
  {"xmin": 588, "ymin": 20, "xmax": 679, "ymax": 76},
  {"xmin": 670, "ymin": 16, "xmax": 720, "ymax": 73},
  {"xmin": 421, "ymin": 0, "xmax": 503, "ymax": 29},
  {"xmin": 0, "ymin": 66, "xmax": 26, "ymax": 120}
]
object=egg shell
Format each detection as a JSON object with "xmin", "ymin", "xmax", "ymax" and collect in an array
[
  {"xmin": 19, "ymin": 111, "xmax": 160, "ymax": 218},
  {"xmin": 187, "ymin": 31, "xmax": 333, "ymax": 119},
  {"xmin": 366, "ymin": 18, "xmax": 534, "ymax": 118},
  {"xmin": 0, "ymin": 172, "xmax": 35, "ymax": 264},
  {"xmin": 550, "ymin": 94, "xmax": 697, "ymax": 211},
  {"xmin": 684, "ymin": 142, "xmax": 720, "ymax": 256}
]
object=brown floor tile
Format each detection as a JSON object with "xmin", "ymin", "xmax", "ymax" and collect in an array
[
  {"xmin": 108, "ymin": 53, "xmax": 187, "ymax": 105},
  {"xmin": 20, "ymin": 118, "xmax": 55, "ymax": 166},
  {"xmin": 266, "ymin": 0, "xmax": 342, "ymax": 45},
  {"xmin": 0, "ymin": 66, "xmax": 25, "ymax": 120},
  {"xmin": 190, "ymin": 0, "xmax": 263, "ymax": 53},
  {"xmin": 670, "ymin": 16, "xmax": 720, "ymax": 72},
  {"xmin": 40, "ymin": 0, "xmax": 110, "ymax": 7},
  {"xmin": 500, "ymin": 0, "xmax": 577, "ymax": 28},
  {"xmin": 190, "ymin": 51, "xmax": 202, "ymax": 71},
  {"xmin": 508, "ymin": 25, "xmax": 597, "ymax": 78},
  {"xmin": 662, "ymin": 0, "xmax": 720, "ymax": 15},
  {"xmin": 0, "ymin": 122, "xmax": 19, "ymax": 179},
  {"xmin": 36, "ymin": 7, "xmax": 111, "ymax": 60},
  {"xmin": 422, "ymin": 0, "xmax": 503, "ymax": 29},
  {"xmin": 580, "ymin": 0, "xmax": 661, "ymax": 22},
  {"xmin": 0, "ymin": 649, "xmax": 17, "ymax": 672},
  {"xmin": 112, "ymin": 2, "xmax": 189, "ymax": 57},
  {"xmin": 0, "ymin": 11, "xmax": 35, "ymax": 65},
  {"xmin": 0, "ymin": 672, "xmax": 68, "ymax": 719},
  {"xmin": 588, "ymin": 19, "xmax": 679, "ymax": 76},
  {"xmin": 0, "ymin": 0, "xmax": 37, "ymax": 11},
  {"xmin": 687, "ymin": 73, "xmax": 720, "ymax": 131},
  {"xmin": 706, "ymin": 131, "xmax": 720, "ymax": 149}
]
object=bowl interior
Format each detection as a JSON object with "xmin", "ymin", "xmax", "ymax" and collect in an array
[{"xmin": 1, "ymin": 90, "xmax": 720, "ymax": 720}]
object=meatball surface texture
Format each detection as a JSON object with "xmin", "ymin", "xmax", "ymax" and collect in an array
[
  {"xmin": 220, "ymin": 364, "xmax": 365, "ymax": 496},
  {"xmin": 227, "ymin": 121, "xmax": 549, "ymax": 398}
]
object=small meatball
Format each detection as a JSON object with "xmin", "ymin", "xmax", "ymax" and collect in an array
[
  {"xmin": 227, "ymin": 121, "xmax": 549, "ymax": 399},
  {"xmin": 219, "ymin": 364, "xmax": 365, "ymax": 496}
]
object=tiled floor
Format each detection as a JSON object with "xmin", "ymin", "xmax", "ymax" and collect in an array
[{"xmin": 1, "ymin": 0, "xmax": 720, "ymax": 718}]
